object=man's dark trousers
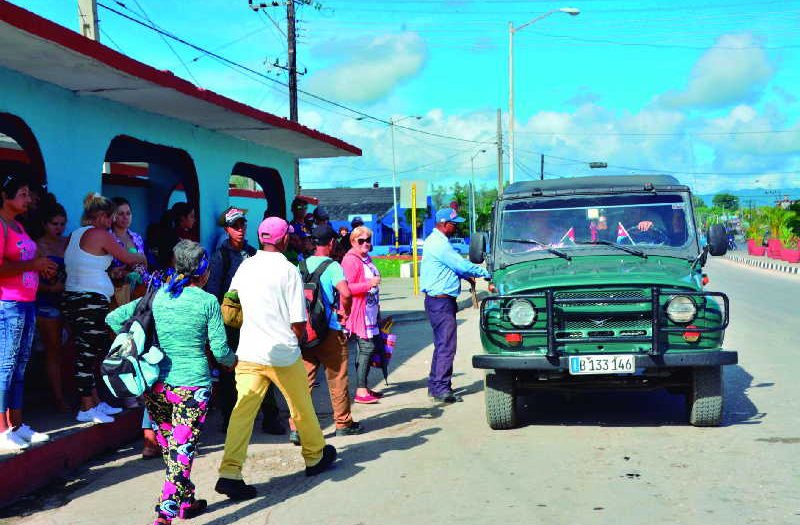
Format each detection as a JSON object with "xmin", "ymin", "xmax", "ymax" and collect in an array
[{"xmin": 425, "ymin": 295, "xmax": 458, "ymax": 397}]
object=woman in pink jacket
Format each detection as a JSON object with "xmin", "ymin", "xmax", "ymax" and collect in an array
[{"xmin": 341, "ymin": 226, "xmax": 383, "ymax": 404}]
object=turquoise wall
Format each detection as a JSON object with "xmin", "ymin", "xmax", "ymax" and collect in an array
[{"xmin": 0, "ymin": 65, "xmax": 294, "ymax": 251}]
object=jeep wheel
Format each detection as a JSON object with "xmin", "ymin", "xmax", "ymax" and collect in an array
[
  {"xmin": 485, "ymin": 372, "xmax": 518, "ymax": 430},
  {"xmin": 687, "ymin": 366, "xmax": 723, "ymax": 427}
]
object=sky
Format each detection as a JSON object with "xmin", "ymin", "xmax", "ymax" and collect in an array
[{"xmin": 9, "ymin": 0, "xmax": 800, "ymax": 199}]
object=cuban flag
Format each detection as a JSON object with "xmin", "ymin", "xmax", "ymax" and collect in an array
[
  {"xmin": 559, "ymin": 227, "xmax": 576, "ymax": 244},
  {"xmin": 617, "ymin": 222, "xmax": 636, "ymax": 245}
]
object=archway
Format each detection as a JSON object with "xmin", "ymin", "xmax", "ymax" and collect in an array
[
  {"xmin": 0, "ymin": 113, "xmax": 46, "ymax": 185},
  {"xmin": 101, "ymin": 135, "xmax": 199, "ymax": 240},
  {"xmin": 227, "ymin": 162, "xmax": 285, "ymax": 247}
]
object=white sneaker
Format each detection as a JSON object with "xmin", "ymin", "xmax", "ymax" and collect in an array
[
  {"xmin": 14, "ymin": 424, "xmax": 50, "ymax": 444},
  {"xmin": 96, "ymin": 401, "xmax": 123, "ymax": 415},
  {"xmin": 0, "ymin": 428, "xmax": 29, "ymax": 451},
  {"xmin": 76, "ymin": 407, "xmax": 115, "ymax": 424}
]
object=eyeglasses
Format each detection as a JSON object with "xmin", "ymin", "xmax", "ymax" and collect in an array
[{"xmin": 356, "ymin": 237, "xmax": 372, "ymax": 245}]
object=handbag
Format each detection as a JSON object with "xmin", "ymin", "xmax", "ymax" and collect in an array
[{"xmin": 221, "ymin": 290, "xmax": 243, "ymax": 329}]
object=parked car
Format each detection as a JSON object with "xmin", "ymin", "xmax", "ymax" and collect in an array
[
  {"xmin": 471, "ymin": 175, "xmax": 735, "ymax": 429},
  {"xmin": 449, "ymin": 237, "xmax": 469, "ymax": 255}
]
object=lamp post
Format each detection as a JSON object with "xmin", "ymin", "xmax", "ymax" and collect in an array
[
  {"xmin": 356, "ymin": 115, "xmax": 421, "ymax": 249},
  {"xmin": 389, "ymin": 116, "xmax": 421, "ymax": 249},
  {"xmin": 470, "ymin": 149, "xmax": 487, "ymax": 234},
  {"xmin": 508, "ymin": 7, "xmax": 580, "ymax": 185}
]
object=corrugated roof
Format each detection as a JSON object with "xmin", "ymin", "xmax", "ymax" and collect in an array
[{"xmin": 303, "ymin": 187, "xmax": 395, "ymax": 221}]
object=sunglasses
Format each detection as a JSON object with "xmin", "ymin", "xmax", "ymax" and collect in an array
[{"xmin": 356, "ymin": 237, "xmax": 372, "ymax": 245}]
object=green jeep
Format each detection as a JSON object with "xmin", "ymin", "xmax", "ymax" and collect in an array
[{"xmin": 470, "ymin": 175, "xmax": 736, "ymax": 429}]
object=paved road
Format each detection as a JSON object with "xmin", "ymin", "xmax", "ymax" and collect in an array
[{"xmin": 5, "ymin": 259, "xmax": 798, "ymax": 525}]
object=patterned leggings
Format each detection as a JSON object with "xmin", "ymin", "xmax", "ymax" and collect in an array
[
  {"xmin": 144, "ymin": 383, "xmax": 210, "ymax": 521},
  {"xmin": 61, "ymin": 291, "xmax": 110, "ymax": 397}
]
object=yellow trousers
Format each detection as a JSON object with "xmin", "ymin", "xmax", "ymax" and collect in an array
[{"xmin": 218, "ymin": 359, "xmax": 325, "ymax": 480}]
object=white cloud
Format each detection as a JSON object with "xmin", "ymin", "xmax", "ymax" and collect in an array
[
  {"xmin": 658, "ymin": 33, "xmax": 774, "ymax": 109},
  {"xmin": 306, "ymin": 33, "xmax": 427, "ymax": 104}
]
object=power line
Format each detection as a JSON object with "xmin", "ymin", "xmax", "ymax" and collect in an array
[
  {"xmin": 513, "ymin": 128, "xmax": 800, "ymax": 137},
  {"xmin": 96, "ymin": 2, "xmax": 493, "ymax": 146},
  {"xmin": 128, "ymin": 0, "xmax": 202, "ymax": 85}
]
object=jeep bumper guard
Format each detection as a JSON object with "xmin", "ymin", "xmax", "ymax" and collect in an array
[{"xmin": 478, "ymin": 288, "xmax": 730, "ymax": 359}]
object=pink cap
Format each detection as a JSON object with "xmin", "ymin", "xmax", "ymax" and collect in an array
[{"xmin": 257, "ymin": 216, "xmax": 294, "ymax": 245}]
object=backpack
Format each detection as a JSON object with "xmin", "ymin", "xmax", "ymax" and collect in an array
[
  {"xmin": 298, "ymin": 258, "xmax": 335, "ymax": 349},
  {"xmin": 101, "ymin": 284, "xmax": 164, "ymax": 397}
]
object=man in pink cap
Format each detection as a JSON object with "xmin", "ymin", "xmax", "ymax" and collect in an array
[{"xmin": 216, "ymin": 216, "xmax": 336, "ymax": 501}]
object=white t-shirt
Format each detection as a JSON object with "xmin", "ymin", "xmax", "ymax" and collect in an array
[{"xmin": 229, "ymin": 250, "xmax": 307, "ymax": 367}]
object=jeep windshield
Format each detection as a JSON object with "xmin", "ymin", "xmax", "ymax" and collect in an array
[{"xmin": 498, "ymin": 193, "xmax": 698, "ymax": 263}]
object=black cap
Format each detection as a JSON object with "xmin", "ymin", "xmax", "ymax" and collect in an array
[
  {"xmin": 350, "ymin": 216, "xmax": 364, "ymax": 228},
  {"xmin": 313, "ymin": 206, "xmax": 329, "ymax": 220},
  {"xmin": 311, "ymin": 223, "xmax": 336, "ymax": 244}
]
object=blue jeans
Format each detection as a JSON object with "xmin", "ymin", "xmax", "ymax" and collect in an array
[{"xmin": 0, "ymin": 301, "xmax": 36, "ymax": 412}]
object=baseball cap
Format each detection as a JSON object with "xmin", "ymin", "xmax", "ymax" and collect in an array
[
  {"xmin": 350, "ymin": 216, "xmax": 364, "ymax": 228},
  {"xmin": 313, "ymin": 206, "xmax": 330, "ymax": 221},
  {"xmin": 435, "ymin": 208, "xmax": 466, "ymax": 224},
  {"xmin": 219, "ymin": 206, "xmax": 247, "ymax": 227},
  {"xmin": 311, "ymin": 223, "xmax": 337, "ymax": 244},
  {"xmin": 257, "ymin": 216, "xmax": 293, "ymax": 245}
]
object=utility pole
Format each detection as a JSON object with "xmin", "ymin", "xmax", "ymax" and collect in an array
[
  {"xmin": 496, "ymin": 108, "xmax": 504, "ymax": 195},
  {"xmin": 286, "ymin": 0, "xmax": 300, "ymax": 195},
  {"xmin": 78, "ymin": 0, "xmax": 100, "ymax": 41},
  {"xmin": 540, "ymin": 154, "xmax": 544, "ymax": 181}
]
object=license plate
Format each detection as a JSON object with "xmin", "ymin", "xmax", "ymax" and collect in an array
[{"xmin": 568, "ymin": 354, "xmax": 635, "ymax": 375}]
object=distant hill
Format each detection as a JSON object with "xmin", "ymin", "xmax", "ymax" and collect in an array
[{"xmin": 696, "ymin": 188, "xmax": 799, "ymax": 207}]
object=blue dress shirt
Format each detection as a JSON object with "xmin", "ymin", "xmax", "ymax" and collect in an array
[{"xmin": 420, "ymin": 229, "xmax": 490, "ymax": 297}]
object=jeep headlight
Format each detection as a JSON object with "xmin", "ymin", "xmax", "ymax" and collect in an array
[
  {"xmin": 507, "ymin": 299, "xmax": 537, "ymax": 327},
  {"xmin": 665, "ymin": 295, "xmax": 697, "ymax": 324}
]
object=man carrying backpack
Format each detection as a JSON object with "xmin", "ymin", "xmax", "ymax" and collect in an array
[
  {"xmin": 215, "ymin": 217, "xmax": 336, "ymax": 501},
  {"xmin": 206, "ymin": 207, "xmax": 284, "ymax": 435},
  {"xmin": 288, "ymin": 223, "xmax": 360, "ymax": 445}
]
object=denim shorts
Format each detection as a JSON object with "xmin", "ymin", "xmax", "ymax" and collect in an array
[{"xmin": 0, "ymin": 300, "xmax": 36, "ymax": 411}]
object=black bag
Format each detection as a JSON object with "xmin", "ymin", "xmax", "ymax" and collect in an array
[
  {"xmin": 101, "ymin": 284, "xmax": 164, "ymax": 397},
  {"xmin": 298, "ymin": 259, "xmax": 335, "ymax": 349}
]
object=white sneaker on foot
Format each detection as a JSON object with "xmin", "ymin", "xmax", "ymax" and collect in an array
[
  {"xmin": 0, "ymin": 428, "xmax": 29, "ymax": 451},
  {"xmin": 76, "ymin": 407, "xmax": 115, "ymax": 424},
  {"xmin": 96, "ymin": 401, "xmax": 123, "ymax": 415},
  {"xmin": 14, "ymin": 424, "xmax": 49, "ymax": 444}
]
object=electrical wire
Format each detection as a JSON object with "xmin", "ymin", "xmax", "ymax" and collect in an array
[{"xmin": 97, "ymin": 1, "xmax": 494, "ymax": 146}]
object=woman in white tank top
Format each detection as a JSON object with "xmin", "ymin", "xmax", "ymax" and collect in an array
[{"xmin": 62, "ymin": 193, "xmax": 147, "ymax": 424}]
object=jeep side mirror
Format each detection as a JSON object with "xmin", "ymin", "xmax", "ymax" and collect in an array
[
  {"xmin": 707, "ymin": 224, "xmax": 728, "ymax": 256},
  {"xmin": 470, "ymin": 232, "xmax": 487, "ymax": 263}
]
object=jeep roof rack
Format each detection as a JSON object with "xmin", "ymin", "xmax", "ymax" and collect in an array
[{"xmin": 502, "ymin": 175, "xmax": 689, "ymax": 199}]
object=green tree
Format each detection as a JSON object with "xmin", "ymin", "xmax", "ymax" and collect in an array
[
  {"xmin": 711, "ymin": 193, "xmax": 739, "ymax": 211},
  {"xmin": 692, "ymin": 195, "xmax": 707, "ymax": 210}
]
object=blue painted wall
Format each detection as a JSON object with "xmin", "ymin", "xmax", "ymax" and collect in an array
[{"xmin": 0, "ymin": 65, "xmax": 294, "ymax": 251}]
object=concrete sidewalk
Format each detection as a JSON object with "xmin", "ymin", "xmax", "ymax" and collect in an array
[{"xmin": 724, "ymin": 250, "xmax": 800, "ymax": 276}]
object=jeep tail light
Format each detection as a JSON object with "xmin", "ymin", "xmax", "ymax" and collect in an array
[
  {"xmin": 505, "ymin": 333, "xmax": 523, "ymax": 346},
  {"xmin": 683, "ymin": 325, "xmax": 701, "ymax": 343}
]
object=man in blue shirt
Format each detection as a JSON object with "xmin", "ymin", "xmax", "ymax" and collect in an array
[{"xmin": 421, "ymin": 208, "xmax": 491, "ymax": 403}]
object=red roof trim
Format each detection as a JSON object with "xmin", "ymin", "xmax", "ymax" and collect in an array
[
  {"xmin": 106, "ymin": 162, "xmax": 148, "ymax": 177},
  {"xmin": 0, "ymin": 1, "xmax": 361, "ymax": 157},
  {"xmin": 0, "ymin": 146, "xmax": 29, "ymax": 163},
  {"xmin": 229, "ymin": 188, "xmax": 265, "ymax": 199}
]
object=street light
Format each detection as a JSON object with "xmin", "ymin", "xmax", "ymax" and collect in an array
[
  {"xmin": 356, "ymin": 115, "xmax": 421, "ymax": 249},
  {"xmin": 390, "ymin": 116, "xmax": 422, "ymax": 249},
  {"xmin": 470, "ymin": 149, "xmax": 487, "ymax": 234},
  {"xmin": 508, "ymin": 7, "xmax": 580, "ymax": 185}
]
